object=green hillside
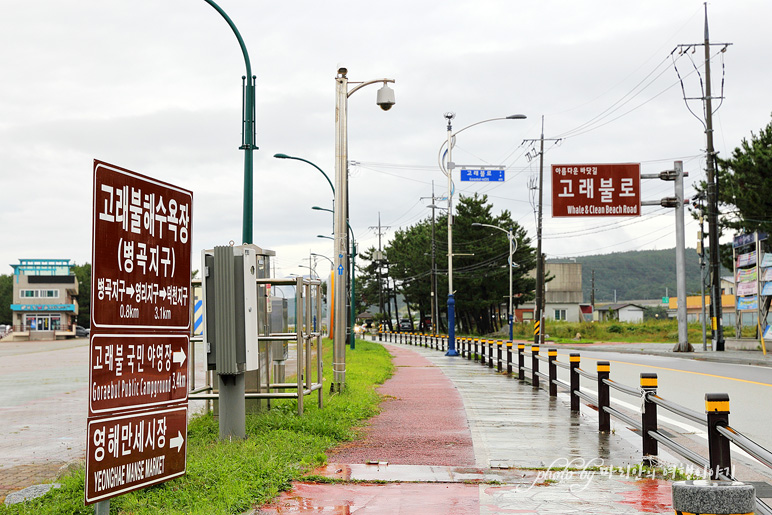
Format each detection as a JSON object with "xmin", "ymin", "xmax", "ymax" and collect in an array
[{"xmin": 572, "ymin": 248, "xmax": 727, "ymax": 303}]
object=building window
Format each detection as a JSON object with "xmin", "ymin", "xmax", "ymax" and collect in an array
[
  {"xmin": 554, "ymin": 309, "xmax": 567, "ymax": 321},
  {"xmin": 19, "ymin": 289, "xmax": 59, "ymax": 299},
  {"xmin": 23, "ymin": 314, "xmax": 62, "ymax": 331}
]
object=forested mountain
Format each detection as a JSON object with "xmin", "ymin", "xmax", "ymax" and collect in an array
[{"xmin": 573, "ymin": 248, "xmax": 729, "ymax": 303}]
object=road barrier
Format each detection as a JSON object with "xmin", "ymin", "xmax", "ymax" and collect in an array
[{"xmin": 379, "ymin": 330, "xmax": 772, "ymax": 515}]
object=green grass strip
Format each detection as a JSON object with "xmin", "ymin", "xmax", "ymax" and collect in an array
[{"xmin": 0, "ymin": 339, "xmax": 394, "ymax": 515}]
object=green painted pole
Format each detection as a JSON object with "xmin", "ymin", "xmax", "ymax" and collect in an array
[{"xmin": 203, "ymin": 0, "xmax": 255, "ymax": 244}]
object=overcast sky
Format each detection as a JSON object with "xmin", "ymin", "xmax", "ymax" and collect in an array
[{"xmin": 1, "ymin": 1, "xmax": 769, "ymax": 282}]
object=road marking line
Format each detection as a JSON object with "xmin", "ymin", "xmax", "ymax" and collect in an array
[{"xmin": 561, "ymin": 353, "xmax": 772, "ymax": 387}]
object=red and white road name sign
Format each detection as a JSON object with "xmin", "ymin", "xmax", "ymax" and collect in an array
[
  {"xmin": 87, "ymin": 160, "xmax": 192, "ymax": 504},
  {"xmin": 89, "ymin": 333, "xmax": 189, "ymax": 416},
  {"xmin": 85, "ymin": 406, "xmax": 187, "ymax": 504},
  {"xmin": 91, "ymin": 161, "xmax": 193, "ymax": 331},
  {"xmin": 551, "ymin": 163, "xmax": 641, "ymax": 217}
]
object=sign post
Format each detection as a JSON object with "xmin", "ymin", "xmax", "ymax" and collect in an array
[{"xmin": 86, "ymin": 160, "xmax": 193, "ymax": 506}]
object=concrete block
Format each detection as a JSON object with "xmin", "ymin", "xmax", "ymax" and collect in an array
[{"xmin": 672, "ymin": 479, "xmax": 755, "ymax": 514}]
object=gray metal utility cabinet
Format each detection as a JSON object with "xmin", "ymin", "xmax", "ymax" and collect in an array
[{"xmin": 202, "ymin": 244, "xmax": 271, "ymax": 375}]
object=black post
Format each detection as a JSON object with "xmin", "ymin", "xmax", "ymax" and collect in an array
[
  {"xmin": 496, "ymin": 341, "xmax": 503, "ymax": 372},
  {"xmin": 506, "ymin": 342, "xmax": 513, "ymax": 374},
  {"xmin": 531, "ymin": 345, "xmax": 540, "ymax": 388},
  {"xmin": 569, "ymin": 353, "xmax": 580, "ymax": 412},
  {"xmin": 518, "ymin": 343, "xmax": 525, "ymax": 380},
  {"xmin": 548, "ymin": 349, "xmax": 557, "ymax": 397},
  {"xmin": 488, "ymin": 340, "xmax": 494, "ymax": 368},
  {"xmin": 597, "ymin": 361, "xmax": 610, "ymax": 432},
  {"xmin": 706, "ymin": 393, "xmax": 732, "ymax": 479},
  {"xmin": 641, "ymin": 373, "xmax": 658, "ymax": 466},
  {"xmin": 474, "ymin": 339, "xmax": 479, "ymax": 362}
]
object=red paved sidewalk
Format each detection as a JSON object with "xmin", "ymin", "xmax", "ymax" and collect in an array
[
  {"xmin": 255, "ymin": 341, "xmax": 676, "ymax": 515},
  {"xmin": 326, "ymin": 343, "xmax": 475, "ymax": 466}
]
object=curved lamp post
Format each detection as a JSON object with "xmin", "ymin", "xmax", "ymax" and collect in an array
[
  {"xmin": 438, "ymin": 113, "xmax": 526, "ymax": 356},
  {"xmin": 333, "ymin": 67, "xmax": 395, "ymax": 390},
  {"xmin": 311, "ymin": 252, "xmax": 334, "ymax": 268},
  {"xmin": 274, "ymin": 153, "xmax": 335, "ymax": 195},
  {"xmin": 472, "ymin": 222, "xmax": 518, "ymax": 341},
  {"xmin": 204, "ymin": 0, "xmax": 256, "ymax": 245}
]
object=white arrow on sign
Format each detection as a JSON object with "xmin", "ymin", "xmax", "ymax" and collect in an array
[
  {"xmin": 125, "ymin": 285, "xmax": 135, "ymax": 296},
  {"xmin": 159, "ymin": 289, "xmax": 167, "ymax": 300},
  {"xmin": 172, "ymin": 349, "xmax": 186, "ymax": 366},
  {"xmin": 169, "ymin": 431, "xmax": 184, "ymax": 452}
]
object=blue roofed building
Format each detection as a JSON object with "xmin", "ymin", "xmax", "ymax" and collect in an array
[{"xmin": 10, "ymin": 259, "xmax": 80, "ymax": 340}]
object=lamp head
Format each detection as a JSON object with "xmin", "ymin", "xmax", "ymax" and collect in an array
[
  {"xmin": 506, "ymin": 114, "xmax": 527, "ymax": 119},
  {"xmin": 376, "ymin": 83, "xmax": 395, "ymax": 111},
  {"xmin": 273, "ymin": 153, "xmax": 290, "ymax": 159}
]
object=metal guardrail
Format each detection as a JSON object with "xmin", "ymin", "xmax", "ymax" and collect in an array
[
  {"xmin": 189, "ymin": 276, "xmax": 324, "ymax": 416},
  {"xmin": 378, "ymin": 329, "xmax": 772, "ymax": 515}
]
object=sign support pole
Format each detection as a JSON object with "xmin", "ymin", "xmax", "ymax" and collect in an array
[{"xmin": 219, "ymin": 374, "xmax": 246, "ymax": 439}]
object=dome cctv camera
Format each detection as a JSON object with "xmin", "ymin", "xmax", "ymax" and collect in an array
[{"xmin": 376, "ymin": 83, "xmax": 395, "ymax": 111}]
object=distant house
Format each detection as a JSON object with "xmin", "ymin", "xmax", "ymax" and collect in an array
[
  {"xmin": 519, "ymin": 260, "xmax": 587, "ymax": 322},
  {"xmin": 9, "ymin": 259, "xmax": 79, "ymax": 340},
  {"xmin": 595, "ymin": 303, "xmax": 645, "ymax": 323}
]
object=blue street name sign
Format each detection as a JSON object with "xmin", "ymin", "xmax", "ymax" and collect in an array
[{"xmin": 460, "ymin": 169, "xmax": 505, "ymax": 182}]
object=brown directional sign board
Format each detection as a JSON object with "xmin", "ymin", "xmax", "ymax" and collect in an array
[
  {"xmin": 551, "ymin": 163, "xmax": 641, "ymax": 217},
  {"xmin": 91, "ymin": 160, "xmax": 192, "ymax": 331},
  {"xmin": 89, "ymin": 333, "xmax": 189, "ymax": 416},
  {"xmin": 85, "ymin": 406, "xmax": 187, "ymax": 504},
  {"xmin": 87, "ymin": 160, "xmax": 192, "ymax": 504}
]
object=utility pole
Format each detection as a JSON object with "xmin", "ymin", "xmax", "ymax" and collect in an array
[
  {"xmin": 703, "ymin": 6, "xmax": 724, "ymax": 351},
  {"xmin": 523, "ymin": 117, "xmax": 560, "ymax": 345},
  {"xmin": 421, "ymin": 182, "xmax": 443, "ymax": 333},
  {"xmin": 591, "ymin": 270, "xmax": 596, "ymax": 310},
  {"xmin": 673, "ymin": 4, "xmax": 731, "ymax": 351},
  {"xmin": 369, "ymin": 213, "xmax": 390, "ymax": 329},
  {"xmin": 696, "ymin": 196, "xmax": 708, "ymax": 350}
]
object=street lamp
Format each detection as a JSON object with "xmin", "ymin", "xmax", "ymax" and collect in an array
[
  {"xmin": 274, "ymin": 154, "xmax": 335, "ymax": 195},
  {"xmin": 311, "ymin": 252, "xmax": 334, "ymax": 268},
  {"xmin": 204, "ymin": 0, "xmax": 256, "ymax": 245},
  {"xmin": 297, "ymin": 264, "xmax": 318, "ymax": 279},
  {"xmin": 471, "ymin": 223, "xmax": 518, "ymax": 341},
  {"xmin": 333, "ymin": 67, "xmax": 396, "ymax": 390},
  {"xmin": 439, "ymin": 113, "xmax": 526, "ymax": 356}
]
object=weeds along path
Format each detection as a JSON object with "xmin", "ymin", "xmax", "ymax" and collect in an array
[{"xmin": 326, "ymin": 343, "xmax": 475, "ymax": 466}]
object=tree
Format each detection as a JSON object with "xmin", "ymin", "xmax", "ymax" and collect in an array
[
  {"xmin": 384, "ymin": 193, "xmax": 536, "ymax": 335},
  {"xmin": 72, "ymin": 263, "xmax": 91, "ymax": 328},
  {"xmin": 710, "ymin": 115, "xmax": 772, "ymax": 267},
  {"xmin": 451, "ymin": 194, "xmax": 536, "ymax": 334},
  {"xmin": 0, "ymin": 274, "xmax": 12, "ymax": 325}
]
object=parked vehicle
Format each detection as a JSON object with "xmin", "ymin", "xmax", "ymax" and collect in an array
[
  {"xmin": 75, "ymin": 325, "xmax": 90, "ymax": 338},
  {"xmin": 398, "ymin": 318, "xmax": 413, "ymax": 332}
]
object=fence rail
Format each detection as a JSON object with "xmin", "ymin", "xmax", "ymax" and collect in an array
[{"xmin": 378, "ymin": 329, "xmax": 772, "ymax": 515}]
